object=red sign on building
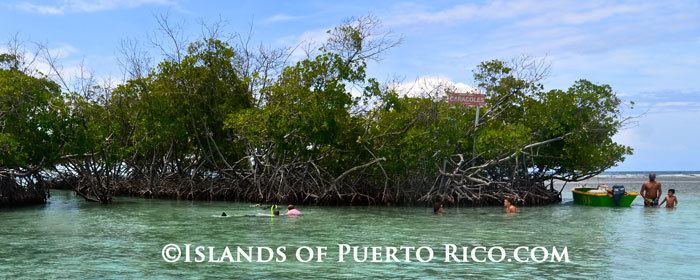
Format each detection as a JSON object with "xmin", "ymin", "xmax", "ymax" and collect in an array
[{"xmin": 447, "ymin": 92, "xmax": 486, "ymax": 107}]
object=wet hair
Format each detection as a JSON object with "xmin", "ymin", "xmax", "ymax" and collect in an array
[
  {"xmin": 649, "ymin": 172, "xmax": 657, "ymax": 181},
  {"xmin": 273, "ymin": 210, "xmax": 280, "ymax": 216},
  {"xmin": 668, "ymin": 189, "xmax": 675, "ymax": 194},
  {"xmin": 287, "ymin": 204, "xmax": 295, "ymax": 210},
  {"xmin": 504, "ymin": 198, "xmax": 513, "ymax": 205},
  {"xmin": 433, "ymin": 202, "xmax": 443, "ymax": 213},
  {"xmin": 221, "ymin": 212, "xmax": 227, "ymax": 217}
]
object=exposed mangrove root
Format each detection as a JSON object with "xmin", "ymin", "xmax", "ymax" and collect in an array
[
  {"xmin": 39, "ymin": 135, "xmax": 576, "ymax": 207},
  {"xmin": 0, "ymin": 172, "xmax": 48, "ymax": 207},
  {"xmin": 44, "ymin": 148, "xmax": 563, "ymax": 207}
]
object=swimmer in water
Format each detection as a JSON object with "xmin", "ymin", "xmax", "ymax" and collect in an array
[
  {"xmin": 287, "ymin": 205, "xmax": 302, "ymax": 216},
  {"xmin": 433, "ymin": 202, "xmax": 444, "ymax": 215},
  {"xmin": 242, "ymin": 210, "xmax": 280, "ymax": 217},
  {"xmin": 221, "ymin": 212, "xmax": 227, "ymax": 217},
  {"xmin": 504, "ymin": 198, "xmax": 518, "ymax": 214}
]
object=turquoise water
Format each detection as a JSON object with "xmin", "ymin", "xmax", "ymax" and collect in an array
[{"xmin": 1, "ymin": 174, "xmax": 699, "ymax": 279}]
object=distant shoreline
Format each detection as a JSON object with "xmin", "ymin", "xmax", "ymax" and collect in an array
[{"xmin": 602, "ymin": 171, "xmax": 700, "ymax": 175}]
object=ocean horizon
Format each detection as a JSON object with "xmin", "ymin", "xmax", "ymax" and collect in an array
[{"xmin": 600, "ymin": 170, "xmax": 700, "ymax": 177}]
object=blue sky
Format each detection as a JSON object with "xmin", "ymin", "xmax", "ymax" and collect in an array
[{"xmin": 2, "ymin": 0, "xmax": 699, "ymax": 171}]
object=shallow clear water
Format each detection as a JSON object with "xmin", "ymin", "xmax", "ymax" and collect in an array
[{"xmin": 1, "ymin": 175, "xmax": 699, "ymax": 279}]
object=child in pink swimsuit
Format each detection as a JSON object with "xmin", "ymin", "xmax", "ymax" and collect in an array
[{"xmin": 287, "ymin": 205, "xmax": 302, "ymax": 216}]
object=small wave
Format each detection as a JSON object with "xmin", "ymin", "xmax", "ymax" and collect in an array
[
  {"xmin": 661, "ymin": 173, "xmax": 700, "ymax": 178},
  {"xmin": 599, "ymin": 172, "xmax": 700, "ymax": 179}
]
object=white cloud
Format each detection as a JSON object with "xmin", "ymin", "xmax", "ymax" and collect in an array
[
  {"xmin": 32, "ymin": 45, "xmax": 82, "ymax": 78},
  {"xmin": 294, "ymin": 29, "xmax": 330, "ymax": 45},
  {"xmin": 14, "ymin": 0, "xmax": 176, "ymax": 15},
  {"xmin": 277, "ymin": 28, "xmax": 330, "ymax": 61},
  {"xmin": 15, "ymin": 2, "xmax": 64, "ymax": 15},
  {"xmin": 655, "ymin": 101, "xmax": 698, "ymax": 108},
  {"xmin": 47, "ymin": 44, "xmax": 79, "ymax": 59},
  {"xmin": 386, "ymin": 1, "xmax": 700, "ymax": 101},
  {"xmin": 386, "ymin": 0, "xmax": 553, "ymax": 26},
  {"xmin": 1, "ymin": 43, "xmax": 119, "ymax": 91},
  {"xmin": 385, "ymin": 0, "xmax": 698, "ymax": 58},
  {"xmin": 276, "ymin": 28, "xmax": 329, "ymax": 47},
  {"xmin": 390, "ymin": 75, "xmax": 477, "ymax": 98},
  {"xmin": 613, "ymin": 127, "xmax": 646, "ymax": 149},
  {"xmin": 516, "ymin": 2, "xmax": 650, "ymax": 27},
  {"xmin": 386, "ymin": 1, "xmax": 662, "ymax": 27},
  {"xmin": 610, "ymin": 110, "xmax": 700, "ymax": 171},
  {"xmin": 263, "ymin": 14, "xmax": 304, "ymax": 24},
  {"xmin": 1, "ymin": 42, "xmax": 79, "ymax": 73}
]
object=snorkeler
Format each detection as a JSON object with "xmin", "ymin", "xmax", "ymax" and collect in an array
[
  {"xmin": 640, "ymin": 173, "xmax": 662, "ymax": 207},
  {"xmin": 240, "ymin": 210, "xmax": 281, "ymax": 217},
  {"xmin": 249, "ymin": 210, "xmax": 280, "ymax": 217},
  {"xmin": 504, "ymin": 198, "xmax": 518, "ymax": 213},
  {"xmin": 287, "ymin": 205, "xmax": 302, "ymax": 216},
  {"xmin": 270, "ymin": 205, "xmax": 280, "ymax": 216}
]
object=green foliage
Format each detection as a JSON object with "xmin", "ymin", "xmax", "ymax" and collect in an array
[
  {"xmin": 0, "ymin": 67, "xmax": 64, "ymax": 168},
  {"xmin": 525, "ymin": 80, "xmax": 632, "ymax": 176},
  {"xmin": 355, "ymin": 59, "xmax": 632, "ymax": 183},
  {"xmin": 0, "ymin": 27, "xmax": 632, "ymax": 205},
  {"xmin": 472, "ymin": 59, "xmax": 631, "ymax": 179},
  {"xmin": 107, "ymin": 38, "xmax": 252, "ymax": 170},
  {"xmin": 226, "ymin": 49, "xmax": 377, "ymax": 174}
]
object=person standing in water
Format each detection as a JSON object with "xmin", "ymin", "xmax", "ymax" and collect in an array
[
  {"xmin": 504, "ymin": 198, "xmax": 517, "ymax": 213},
  {"xmin": 659, "ymin": 189, "xmax": 678, "ymax": 208},
  {"xmin": 640, "ymin": 173, "xmax": 662, "ymax": 207}
]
